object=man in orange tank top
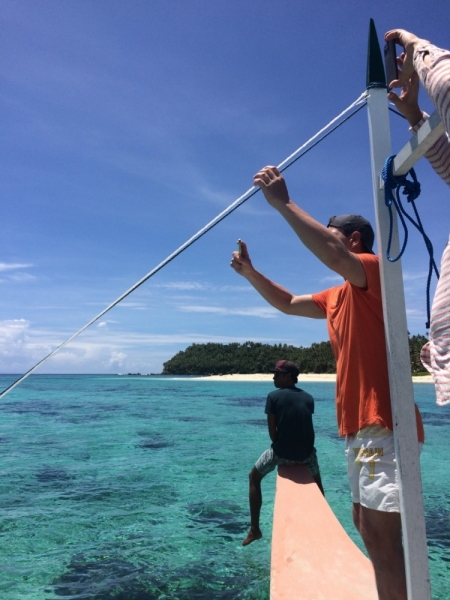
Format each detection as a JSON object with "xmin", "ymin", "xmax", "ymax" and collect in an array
[{"xmin": 230, "ymin": 165, "xmax": 424, "ymax": 600}]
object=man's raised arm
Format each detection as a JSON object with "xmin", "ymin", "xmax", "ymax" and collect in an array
[
  {"xmin": 252, "ymin": 166, "xmax": 366, "ymax": 287},
  {"xmin": 230, "ymin": 240, "xmax": 325, "ymax": 319}
]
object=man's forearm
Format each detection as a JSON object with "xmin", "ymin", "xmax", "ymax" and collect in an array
[
  {"xmin": 245, "ymin": 268, "xmax": 299, "ymax": 314},
  {"xmin": 269, "ymin": 430, "xmax": 278, "ymax": 443},
  {"xmin": 268, "ymin": 414, "xmax": 278, "ymax": 442},
  {"xmin": 243, "ymin": 267, "xmax": 323, "ymax": 319},
  {"xmin": 276, "ymin": 201, "xmax": 347, "ymax": 272}
]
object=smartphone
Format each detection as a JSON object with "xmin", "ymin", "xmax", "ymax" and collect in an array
[
  {"xmin": 237, "ymin": 239, "xmax": 242, "ymax": 256},
  {"xmin": 384, "ymin": 40, "xmax": 398, "ymax": 90}
]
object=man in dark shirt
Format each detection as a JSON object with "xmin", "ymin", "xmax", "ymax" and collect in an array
[{"xmin": 242, "ymin": 360, "xmax": 324, "ymax": 546}]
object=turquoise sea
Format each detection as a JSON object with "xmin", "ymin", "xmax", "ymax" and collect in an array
[{"xmin": 1, "ymin": 375, "xmax": 449, "ymax": 599}]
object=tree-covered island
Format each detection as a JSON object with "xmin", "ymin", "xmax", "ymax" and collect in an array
[{"xmin": 162, "ymin": 335, "xmax": 428, "ymax": 376}]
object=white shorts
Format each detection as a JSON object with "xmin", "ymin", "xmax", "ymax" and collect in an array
[{"xmin": 346, "ymin": 426, "xmax": 400, "ymax": 512}]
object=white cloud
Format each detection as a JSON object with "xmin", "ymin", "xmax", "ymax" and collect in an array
[
  {"xmin": 95, "ymin": 320, "xmax": 119, "ymax": 328},
  {"xmin": 154, "ymin": 281, "xmax": 209, "ymax": 291},
  {"xmin": 115, "ymin": 302, "xmax": 147, "ymax": 310},
  {"xmin": 219, "ymin": 284, "xmax": 254, "ymax": 292},
  {"xmin": 0, "ymin": 318, "xmax": 29, "ymax": 340},
  {"xmin": 0, "ymin": 319, "xmax": 55, "ymax": 371},
  {"xmin": 105, "ymin": 351, "xmax": 127, "ymax": 368},
  {"xmin": 9, "ymin": 273, "xmax": 36, "ymax": 283},
  {"xmin": 0, "ymin": 318, "xmax": 295, "ymax": 376},
  {"xmin": 403, "ymin": 271, "xmax": 428, "ymax": 282},
  {"xmin": 0, "ymin": 263, "xmax": 33, "ymax": 271},
  {"xmin": 197, "ymin": 184, "xmax": 237, "ymax": 207},
  {"xmin": 0, "ymin": 263, "xmax": 36, "ymax": 285},
  {"xmin": 176, "ymin": 304, "xmax": 279, "ymax": 318},
  {"xmin": 319, "ymin": 274, "xmax": 343, "ymax": 283},
  {"xmin": 406, "ymin": 307, "xmax": 426, "ymax": 319},
  {"xmin": 153, "ymin": 280, "xmax": 252, "ymax": 292}
]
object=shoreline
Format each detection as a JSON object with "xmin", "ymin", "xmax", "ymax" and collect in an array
[{"xmin": 188, "ymin": 373, "xmax": 434, "ymax": 383}]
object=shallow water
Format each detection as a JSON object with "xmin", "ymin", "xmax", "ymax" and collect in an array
[{"xmin": 0, "ymin": 375, "xmax": 448, "ymax": 599}]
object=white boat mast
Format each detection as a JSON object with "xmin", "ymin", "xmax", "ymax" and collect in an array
[{"xmin": 365, "ymin": 19, "xmax": 431, "ymax": 600}]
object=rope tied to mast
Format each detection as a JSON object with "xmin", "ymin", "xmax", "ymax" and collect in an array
[{"xmin": 381, "ymin": 155, "xmax": 439, "ymax": 328}]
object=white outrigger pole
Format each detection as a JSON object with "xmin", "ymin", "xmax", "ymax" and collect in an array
[{"xmin": 366, "ymin": 20, "xmax": 431, "ymax": 599}]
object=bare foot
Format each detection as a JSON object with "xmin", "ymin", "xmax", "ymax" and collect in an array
[{"xmin": 242, "ymin": 528, "xmax": 262, "ymax": 546}]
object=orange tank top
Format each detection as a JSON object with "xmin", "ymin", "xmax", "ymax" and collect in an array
[{"xmin": 312, "ymin": 253, "xmax": 424, "ymax": 442}]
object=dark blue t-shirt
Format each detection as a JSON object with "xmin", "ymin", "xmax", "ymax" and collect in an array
[{"xmin": 265, "ymin": 386, "xmax": 315, "ymax": 461}]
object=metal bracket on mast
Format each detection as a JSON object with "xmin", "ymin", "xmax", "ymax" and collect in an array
[{"xmin": 366, "ymin": 19, "xmax": 431, "ymax": 600}]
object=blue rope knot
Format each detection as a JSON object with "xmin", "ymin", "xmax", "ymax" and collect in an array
[
  {"xmin": 381, "ymin": 155, "xmax": 439, "ymax": 329},
  {"xmin": 402, "ymin": 178, "xmax": 421, "ymax": 203},
  {"xmin": 382, "ymin": 155, "xmax": 421, "ymax": 203},
  {"xmin": 382, "ymin": 155, "xmax": 402, "ymax": 195}
]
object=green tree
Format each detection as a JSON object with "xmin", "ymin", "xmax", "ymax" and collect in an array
[
  {"xmin": 408, "ymin": 333, "xmax": 429, "ymax": 373},
  {"xmin": 161, "ymin": 334, "xmax": 429, "ymax": 375}
]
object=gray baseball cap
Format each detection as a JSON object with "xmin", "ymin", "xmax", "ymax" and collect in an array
[{"xmin": 327, "ymin": 214, "xmax": 375, "ymax": 253}]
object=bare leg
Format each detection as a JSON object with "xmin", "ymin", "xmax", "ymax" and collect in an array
[
  {"xmin": 242, "ymin": 467, "xmax": 264, "ymax": 546},
  {"xmin": 352, "ymin": 502, "xmax": 361, "ymax": 532},
  {"xmin": 353, "ymin": 503, "xmax": 407, "ymax": 600}
]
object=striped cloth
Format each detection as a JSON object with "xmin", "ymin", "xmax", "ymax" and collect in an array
[
  {"xmin": 411, "ymin": 43, "xmax": 450, "ymax": 187},
  {"xmin": 420, "ymin": 236, "xmax": 450, "ymax": 405},
  {"xmin": 409, "ymin": 45, "xmax": 450, "ymax": 404}
]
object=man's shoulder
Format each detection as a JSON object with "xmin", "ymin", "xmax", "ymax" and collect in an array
[
  {"xmin": 356, "ymin": 253, "xmax": 379, "ymax": 274},
  {"xmin": 271, "ymin": 386, "xmax": 313, "ymax": 400},
  {"xmin": 314, "ymin": 256, "xmax": 378, "ymax": 299},
  {"xmin": 312, "ymin": 283, "xmax": 344, "ymax": 305},
  {"xmin": 356, "ymin": 253, "xmax": 381, "ymax": 291},
  {"xmin": 357, "ymin": 252, "xmax": 379, "ymax": 265},
  {"xmin": 293, "ymin": 387, "xmax": 314, "ymax": 402}
]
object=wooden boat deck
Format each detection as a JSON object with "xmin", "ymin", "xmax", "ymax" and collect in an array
[{"xmin": 270, "ymin": 465, "xmax": 378, "ymax": 599}]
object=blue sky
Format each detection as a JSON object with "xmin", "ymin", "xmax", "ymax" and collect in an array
[{"xmin": 1, "ymin": 1, "xmax": 449, "ymax": 374}]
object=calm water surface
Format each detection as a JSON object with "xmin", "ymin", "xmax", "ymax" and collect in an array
[{"xmin": 0, "ymin": 375, "xmax": 449, "ymax": 599}]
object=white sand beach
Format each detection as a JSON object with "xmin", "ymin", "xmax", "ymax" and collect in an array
[{"xmin": 190, "ymin": 373, "xmax": 434, "ymax": 383}]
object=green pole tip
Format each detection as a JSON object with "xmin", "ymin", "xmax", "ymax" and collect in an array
[{"xmin": 366, "ymin": 18, "xmax": 386, "ymax": 89}]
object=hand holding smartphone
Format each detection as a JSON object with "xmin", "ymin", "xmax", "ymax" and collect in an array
[{"xmin": 384, "ymin": 39, "xmax": 399, "ymax": 89}]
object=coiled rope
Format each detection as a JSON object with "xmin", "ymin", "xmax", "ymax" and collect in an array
[
  {"xmin": 381, "ymin": 155, "xmax": 440, "ymax": 328},
  {"xmin": 0, "ymin": 92, "xmax": 367, "ymax": 399}
]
